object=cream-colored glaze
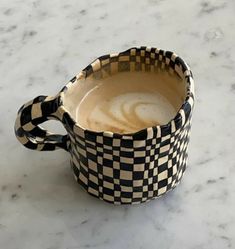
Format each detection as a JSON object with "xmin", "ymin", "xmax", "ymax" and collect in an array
[{"xmin": 63, "ymin": 71, "xmax": 186, "ymax": 133}]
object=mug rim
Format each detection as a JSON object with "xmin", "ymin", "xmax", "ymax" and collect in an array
[{"xmin": 58, "ymin": 46, "xmax": 195, "ymax": 136}]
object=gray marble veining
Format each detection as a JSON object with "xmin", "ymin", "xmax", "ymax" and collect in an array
[{"xmin": 0, "ymin": 0, "xmax": 235, "ymax": 248}]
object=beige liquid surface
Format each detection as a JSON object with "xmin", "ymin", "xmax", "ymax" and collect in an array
[{"xmin": 71, "ymin": 72, "xmax": 185, "ymax": 133}]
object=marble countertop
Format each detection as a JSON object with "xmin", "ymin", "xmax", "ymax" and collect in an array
[{"xmin": 0, "ymin": 0, "xmax": 235, "ymax": 248}]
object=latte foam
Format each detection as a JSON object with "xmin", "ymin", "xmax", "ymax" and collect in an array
[{"xmin": 74, "ymin": 71, "xmax": 185, "ymax": 133}]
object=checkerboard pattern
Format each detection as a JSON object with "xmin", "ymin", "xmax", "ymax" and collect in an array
[
  {"xmin": 15, "ymin": 95, "xmax": 69, "ymax": 151},
  {"xmin": 70, "ymin": 118, "xmax": 192, "ymax": 204},
  {"xmin": 15, "ymin": 47, "xmax": 194, "ymax": 204}
]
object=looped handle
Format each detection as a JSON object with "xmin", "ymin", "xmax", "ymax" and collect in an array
[{"xmin": 15, "ymin": 95, "xmax": 69, "ymax": 151}]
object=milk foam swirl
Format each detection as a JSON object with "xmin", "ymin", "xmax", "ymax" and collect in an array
[
  {"xmin": 75, "ymin": 71, "xmax": 184, "ymax": 133},
  {"xmin": 84, "ymin": 92, "xmax": 176, "ymax": 133}
]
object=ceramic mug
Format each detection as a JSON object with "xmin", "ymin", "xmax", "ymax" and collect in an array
[{"xmin": 15, "ymin": 47, "xmax": 194, "ymax": 204}]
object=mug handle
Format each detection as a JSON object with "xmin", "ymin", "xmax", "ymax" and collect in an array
[{"xmin": 14, "ymin": 95, "xmax": 69, "ymax": 151}]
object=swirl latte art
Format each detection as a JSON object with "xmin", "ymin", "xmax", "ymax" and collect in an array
[
  {"xmin": 84, "ymin": 92, "xmax": 175, "ymax": 133},
  {"xmin": 75, "ymin": 72, "xmax": 185, "ymax": 133}
]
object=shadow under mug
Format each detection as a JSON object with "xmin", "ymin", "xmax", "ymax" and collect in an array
[{"xmin": 15, "ymin": 47, "xmax": 195, "ymax": 204}]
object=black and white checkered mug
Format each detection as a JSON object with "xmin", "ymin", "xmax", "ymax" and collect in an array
[{"xmin": 15, "ymin": 47, "xmax": 194, "ymax": 204}]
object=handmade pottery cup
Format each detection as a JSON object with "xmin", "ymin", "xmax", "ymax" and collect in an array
[{"xmin": 15, "ymin": 47, "xmax": 194, "ymax": 204}]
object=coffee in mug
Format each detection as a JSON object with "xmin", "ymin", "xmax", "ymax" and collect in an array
[{"xmin": 74, "ymin": 71, "xmax": 185, "ymax": 133}]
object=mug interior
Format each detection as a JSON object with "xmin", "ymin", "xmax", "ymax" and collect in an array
[{"xmin": 62, "ymin": 48, "xmax": 187, "ymax": 133}]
